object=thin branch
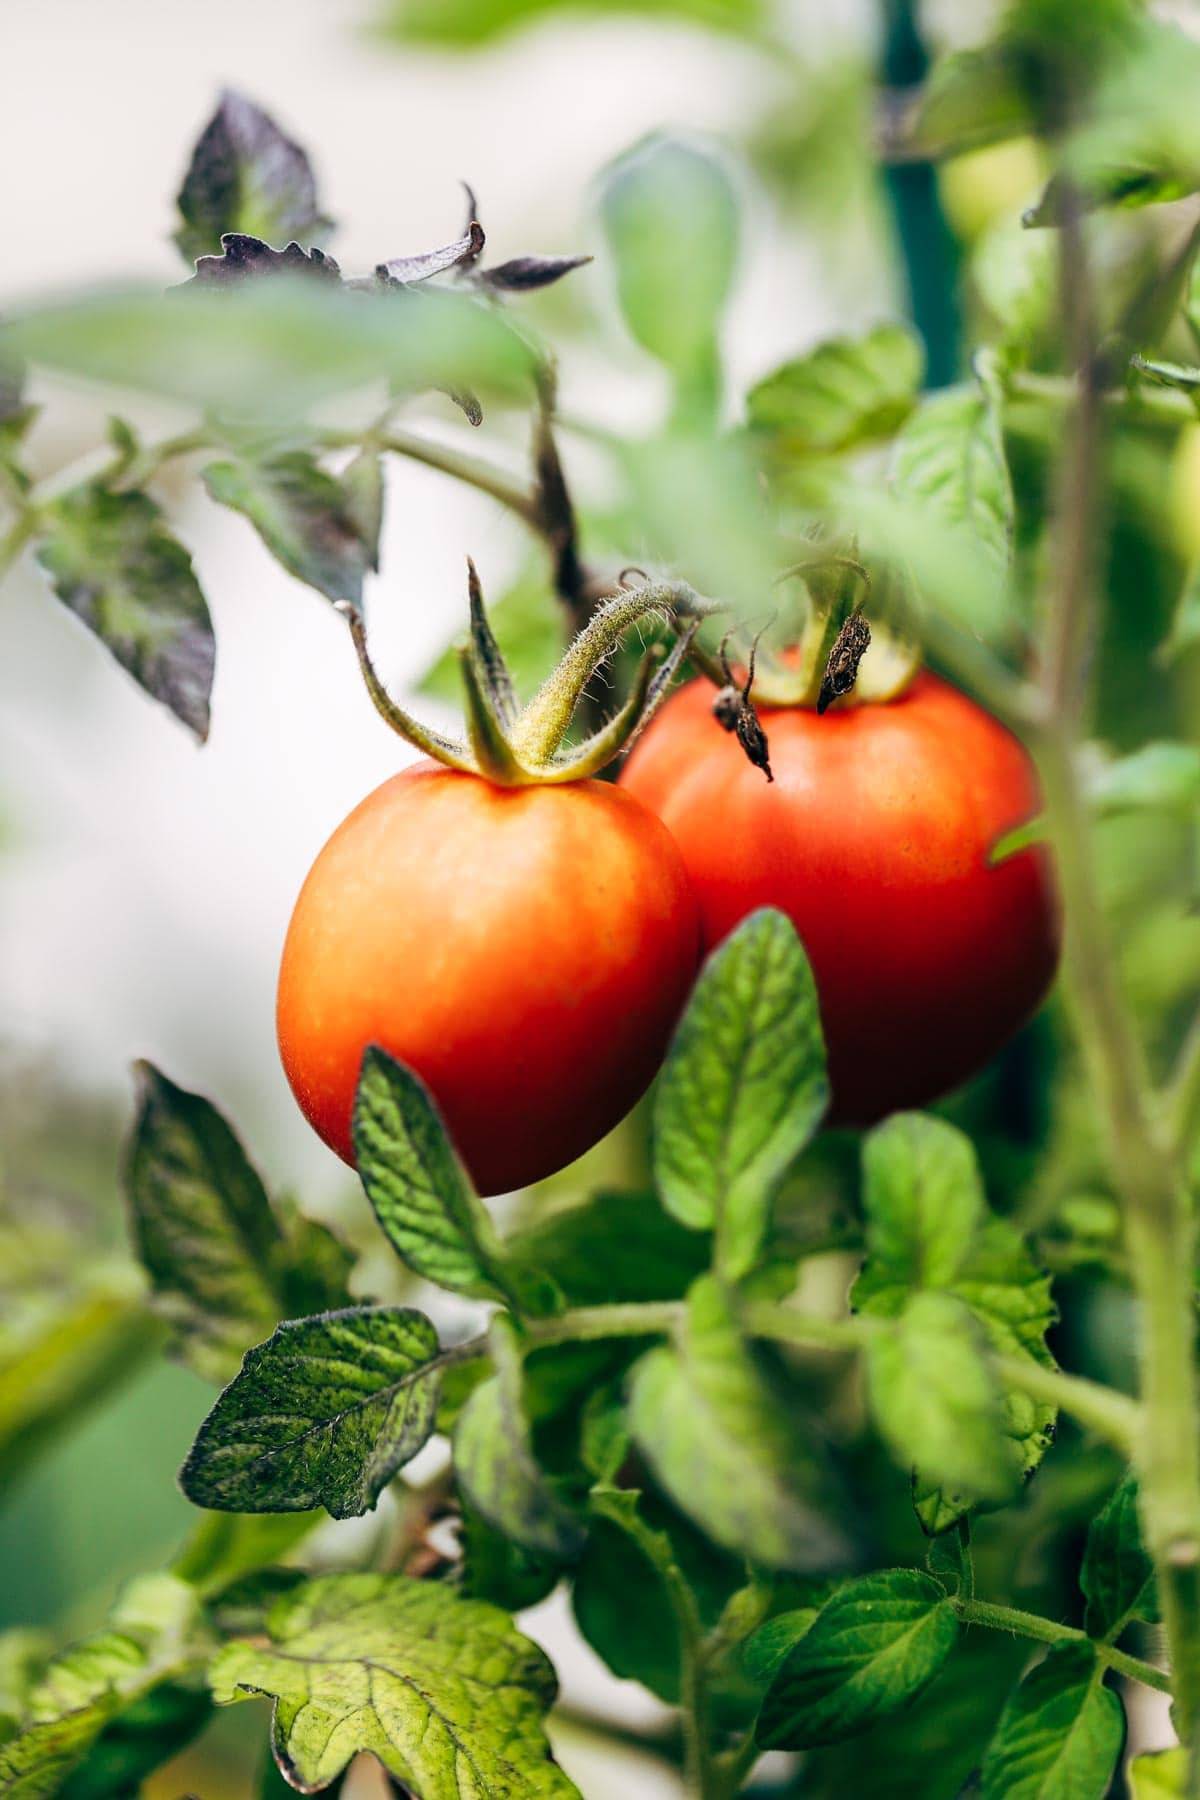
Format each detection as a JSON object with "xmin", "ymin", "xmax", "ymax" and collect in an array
[{"xmin": 956, "ymin": 1597, "xmax": 1171, "ymax": 1695}]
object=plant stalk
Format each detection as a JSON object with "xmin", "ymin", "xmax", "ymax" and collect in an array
[{"xmin": 955, "ymin": 1597, "xmax": 1170, "ymax": 1695}]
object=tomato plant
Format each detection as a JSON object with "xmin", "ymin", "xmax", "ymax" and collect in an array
[{"xmin": 3, "ymin": 2, "xmax": 1200, "ymax": 1798}]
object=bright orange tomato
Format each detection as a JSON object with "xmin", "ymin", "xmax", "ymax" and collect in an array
[
  {"xmin": 277, "ymin": 765, "xmax": 701, "ymax": 1195},
  {"xmin": 620, "ymin": 672, "xmax": 1060, "ymax": 1125}
]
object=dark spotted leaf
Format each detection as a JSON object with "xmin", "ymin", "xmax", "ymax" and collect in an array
[
  {"xmin": 125, "ymin": 1063, "xmax": 350, "ymax": 1384},
  {"xmin": 180, "ymin": 1307, "xmax": 444, "ymax": 1517},
  {"xmin": 202, "ymin": 450, "xmax": 369, "ymax": 604},
  {"xmin": 35, "ymin": 484, "xmax": 213, "ymax": 740},
  {"xmin": 175, "ymin": 90, "xmax": 331, "ymax": 267}
]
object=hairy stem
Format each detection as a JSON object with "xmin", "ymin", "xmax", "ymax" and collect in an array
[{"xmin": 955, "ymin": 1597, "xmax": 1171, "ymax": 1695}]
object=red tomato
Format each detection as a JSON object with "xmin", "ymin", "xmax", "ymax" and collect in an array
[
  {"xmin": 277, "ymin": 765, "xmax": 700, "ymax": 1195},
  {"xmin": 620, "ymin": 672, "xmax": 1060, "ymax": 1125}
]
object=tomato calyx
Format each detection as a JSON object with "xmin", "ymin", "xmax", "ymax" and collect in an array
[
  {"xmin": 692, "ymin": 552, "xmax": 922, "ymax": 746},
  {"xmin": 335, "ymin": 561, "xmax": 709, "ymax": 785}
]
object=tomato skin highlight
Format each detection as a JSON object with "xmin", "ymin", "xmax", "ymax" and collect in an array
[
  {"xmin": 620, "ymin": 672, "xmax": 1061, "ymax": 1125},
  {"xmin": 277, "ymin": 766, "xmax": 701, "ymax": 1195}
]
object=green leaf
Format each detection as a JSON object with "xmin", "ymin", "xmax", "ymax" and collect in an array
[
  {"xmin": 202, "ymin": 450, "xmax": 369, "ymax": 604},
  {"xmin": 171, "ymin": 1510, "xmax": 321, "ymax": 1599},
  {"xmin": 506, "ymin": 1189, "xmax": 711, "ymax": 1308},
  {"xmin": 653, "ymin": 909, "xmax": 828, "ymax": 1281},
  {"xmin": 854, "ymin": 1115, "xmax": 1058, "ymax": 1532},
  {"xmin": 740, "ymin": 1605, "xmax": 822, "ymax": 1690},
  {"xmin": 904, "ymin": 47, "xmax": 1034, "ymax": 159},
  {"xmin": 453, "ymin": 1316, "xmax": 586, "ymax": 1561},
  {"xmin": 380, "ymin": 0, "xmax": 765, "ymax": 47},
  {"xmin": 175, "ymin": 90, "xmax": 332, "ymax": 267},
  {"xmin": 889, "ymin": 378, "xmax": 1014, "ymax": 610},
  {"xmin": 124, "ymin": 1062, "xmax": 283, "ymax": 1382},
  {"xmin": 755, "ymin": 1569, "xmax": 958, "ymax": 1749},
  {"xmin": 973, "ymin": 215, "xmax": 1056, "ymax": 352},
  {"xmin": 209, "ymin": 1571, "xmax": 580, "ymax": 1797},
  {"xmin": 627, "ymin": 1275, "xmax": 847, "ymax": 1570},
  {"xmin": 0, "ymin": 1262, "xmax": 159, "ymax": 1488},
  {"xmin": 853, "ymin": 1113, "xmax": 986, "ymax": 1307},
  {"xmin": 0, "ymin": 1577, "xmax": 199, "ymax": 1800},
  {"xmin": 35, "ymin": 484, "xmax": 214, "ymax": 741},
  {"xmin": 1080, "ymin": 1473, "xmax": 1158, "ymax": 1640},
  {"xmin": 353, "ymin": 1046, "xmax": 513, "ymax": 1303},
  {"xmin": 59, "ymin": 1682, "xmax": 211, "ymax": 1800},
  {"xmin": 599, "ymin": 132, "xmax": 738, "ymax": 382},
  {"xmin": 458, "ymin": 1504, "xmax": 561, "ymax": 1613},
  {"xmin": 418, "ymin": 559, "xmax": 561, "ymax": 706},
  {"xmin": 746, "ymin": 324, "xmax": 923, "ymax": 457},
  {"xmin": 573, "ymin": 1485, "xmax": 748, "ymax": 1704},
  {"xmin": 980, "ymin": 1642, "xmax": 1125, "ymax": 1800},
  {"xmin": 5, "ymin": 282, "xmax": 536, "ymax": 420},
  {"xmin": 180, "ymin": 1306, "xmax": 444, "ymax": 1517},
  {"xmin": 1086, "ymin": 742, "xmax": 1200, "ymax": 817},
  {"xmin": 1131, "ymin": 1749, "xmax": 1188, "ymax": 1797},
  {"xmin": 866, "ymin": 1293, "xmax": 1020, "ymax": 1503}
]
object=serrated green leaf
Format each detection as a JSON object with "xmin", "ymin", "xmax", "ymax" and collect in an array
[
  {"xmin": 209, "ymin": 1571, "xmax": 579, "ymax": 1797},
  {"xmin": 174, "ymin": 90, "xmax": 331, "ymax": 267},
  {"xmin": 1080, "ymin": 1473, "xmax": 1158, "ymax": 1639},
  {"xmin": 180, "ymin": 1306, "xmax": 444, "ymax": 1517},
  {"xmin": 980, "ymin": 1642, "xmax": 1125, "ymax": 1800},
  {"xmin": 866, "ymin": 1293, "xmax": 1020, "ymax": 1503},
  {"xmin": 202, "ymin": 450, "xmax": 369, "ymax": 604},
  {"xmin": 353, "ymin": 1046, "xmax": 513, "ymax": 1303},
  {"xmin": 125, "ymin": 1062, "xmax": 283, "ymax": 1382},
  {"xmin": 853, "ymin": 1115, "xmax": 1057, "ymax": 1532},
  {"xmin": 627, "ymin": 1275, "xmax": 847, "ymax": 1570},
  {"xmin": 853, "ymin": 1113, "xmax": 986, "ymax": 1307},
  {"xmin": 0, "ymin": 1578, "xmax": 200, "ymax": 1800},
  {"xmin": 746, "ymin": 324, "xmax": 922, "ymax": 457},
  {"xmin": 506, "ymin": 1189, "xmax": 710, "ymax": 1308},
  {"xmin": 755, "ymin": 1569, "xmax": 958, "ymax": 1749},
  {"xmin": 599, "ymin": 132, "xmax": 738, "ymax": 383},
  {"xmin": 453, "ymin": 1316, "xmax": 586, "ymax": 1561},
  {"xmin": 35, "ymin": 484, "xmax": 214, "ymax": 741},
  {"xmin": 653, "ymin": 909, "xmax": 828, "ymax": 1281},
  {"xmin": 890, "ymin": 380, "xmax": 1014, "ymax": 610}
]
